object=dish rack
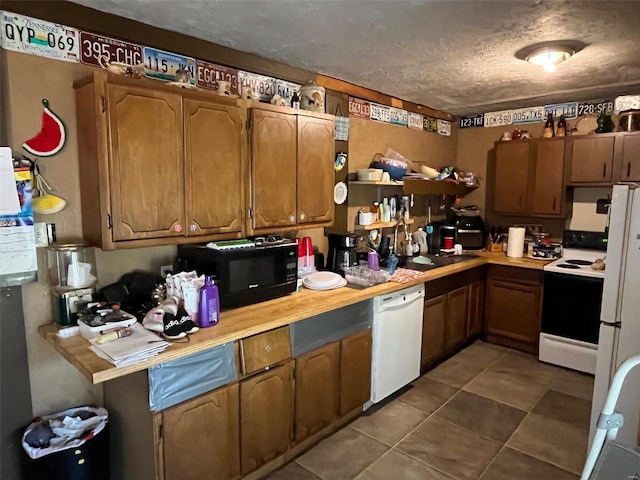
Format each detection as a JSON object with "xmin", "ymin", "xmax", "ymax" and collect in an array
[{"xmin": 343, "ymin": 265, "xmax": 390, "ymax": 287}]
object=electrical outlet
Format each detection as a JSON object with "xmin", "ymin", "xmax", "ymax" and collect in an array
[
  {"xmin": 596, "ymin": 198, "xmax": 611, "ymax": 214},
  {"xmin": 160, "ymin": 265, "xmax": 173, "ymax": 278}
]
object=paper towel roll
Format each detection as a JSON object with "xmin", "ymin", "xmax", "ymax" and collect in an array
[{"xmin": 507, "ymin": 227, "xmax": 526, "ymax": 258}]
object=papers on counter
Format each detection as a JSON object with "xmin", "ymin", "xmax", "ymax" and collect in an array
[{"xmin": 89, "ymin": 323, "xmax": 170, "ymax": 367}]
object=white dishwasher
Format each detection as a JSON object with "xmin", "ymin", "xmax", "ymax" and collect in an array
[{"xmin": 370, "ymin": 283, "xmax": 425, "ymax": 404}]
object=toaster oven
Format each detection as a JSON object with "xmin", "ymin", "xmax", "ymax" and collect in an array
[{"xmin": 452, "ymin": 215, "xmax": 486, "ymax": 250}]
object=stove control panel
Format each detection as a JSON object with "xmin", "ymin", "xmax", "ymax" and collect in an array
[{"xmin": 563, "ymin": 230, "xmax": 607, "ymax": 251}]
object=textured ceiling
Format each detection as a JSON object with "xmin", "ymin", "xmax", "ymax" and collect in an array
[{"xmin": 70, "ymin": 0, "xmax": 640, "ymax": 116}]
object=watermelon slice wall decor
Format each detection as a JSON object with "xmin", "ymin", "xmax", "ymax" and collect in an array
[{"xmin": 23, "ymin": 99, "xmax": 66, "ymax": 157}]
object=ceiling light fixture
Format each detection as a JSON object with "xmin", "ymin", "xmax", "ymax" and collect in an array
[{"xmin": 516, "ymin": 40, "xmax": 585, "ymax": 73}]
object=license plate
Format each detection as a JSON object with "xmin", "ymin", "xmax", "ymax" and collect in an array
[
  {"xmin": 238, "ymin": 71, "xmax": 276, "ymax": 101},
  {"xmin": 390, "ymin": 108, "xmax": 408, "ymax": 127},
  {"xmin": 370, "ymin": 103, "xmax": 391, "ymax": 123},
  {"xmin": 484, "ymin": 110, "xmax": 513, "ymax": 127},
  {"xmin": 196, "ymin": 60, "xmax": 239, "ymax": 93},
  {"xmin": 423, "ymin": 116, "xmax": 438, "ymax": 133},
  {"xmin": 459, "ymin": 114, "xmax": 484, "ymax": 128},
  {"xmin": 276, "ymin": 79, "xmax": 301, "ymax": 104},
  {"xmin": 80, "ymin": 32, "xmax": 142, "ymax": 67},
  {"xmin": 1, "ymin": 12, "xmax": 79, "ymax": 62},
  {"xmin": 544, "ymin": 102, "xmax": 578, "ymax": 120},
  {"xmin": 614, "ymin": 95, "xmax": 640, "ymax": 113},
  {"xmin": 577, "ymin": 99, "xmax": 614, "ymax": 117},
  {"xmin": 437, "ymin": 119, "xmax": 451, "ymax": 136},
  {"xmin": 512, "ymin": 106, "xmax": 544, "ymax": 125},
  {"xmin": 349, "ymin": 97, "xmax": 370, "ymax": 119},
  {"xmin": 143, "ymin": 47, "xmax": 196, "ymax": 83},
  {"xmin": 408, "ymin": 112, "xmax": 423, "ymax": 130}
]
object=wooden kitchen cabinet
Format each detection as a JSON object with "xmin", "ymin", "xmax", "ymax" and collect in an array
[
  {"xmin": 445, "ymin": 285, "xmax": 469, "ymax": 353},
  {"xmin": 161, "ymin": 383, "xmax": 240, "ymax": 480},
  {"xmin": 74, "ymin": 71, "xmax": 247, "ymax": 249},
  {"xmin": 240, "ymin": 361, "xmax": 294, "ymax": 475},
  {"xmin": 620, "ymin": 134, "xmax": 640, "ymax": 181},
  {"xmin": 184, "ymin": 98, "xmax": 246, "ymax": 237},
  {"xmin": 569, "ymin": 136, "xmax": 615, "ymax": 184},
  {"xmin": 532, "ymin": 139, "xmax": 565, "ymax": 215},
  {"xmin": 467, "ymin": 279, "xmax": 485, "ymax": 338},
  {"xmin": 421, "ymin": 294, "xmax": 447, "ymax": 368},
  {"xmin": 249, "ymin": 104, "xmax": 335, "ymax": 234},
  {"xmin": 339, "ymin": 328, "xmax": 372, "ymax": 416},
  {"xmin": 484, "ymin": 265, "xmax": 543, "ymax": 353},
  {"xmin": 493, "ymin": 139, "xmax": 568, "ymax": 217},
  {"xmin": 294, "ymin": 342, "xmax": 340, "ymax": 443},
  {"xmin": 494, "ymin": 141, "xmax": 531, "ymax": 214}
]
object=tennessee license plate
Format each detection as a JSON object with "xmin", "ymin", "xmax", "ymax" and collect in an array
[
  {"xmin": 1, "ymin": 12, "xmax": 79, "ymax": 62},
  {"xmin": 196, "ymin": 60, "xmax": 239, "ymax": 93},
  {"xmin": 143, "ymin": 47, "xmax": 196, "ymax": 83},
  {"xmin": 80, "ymin": 32, "xmax": 142, "ymax": 67}
]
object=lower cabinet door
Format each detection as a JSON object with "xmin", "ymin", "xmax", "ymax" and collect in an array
[
  {"xmin": 421, "ymin": 294, "xmax": 447, "ymax": 368},
  {"xmin": 445, "ymin": 285, "xmax": 469, "ymax": 353},
  {"xmin": 294, "ymin": 342, "xmax": 340, "ymax": 443},
  {"xmin": 161, "ymin": 383, "xmax": 240, "ymax": 480},
  {"xmin": 240, "ymin": 361, "xmax": 293, "ymax": 475},
  {"xmin": 467, "ymin": 280, "xmax": 485, "ymax": 338},
  {"xmin": 339, "ymin": 329, "xmax": 372, "ymax": 416}
]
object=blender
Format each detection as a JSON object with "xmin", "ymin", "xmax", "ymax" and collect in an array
[{"xmin": 47, "ymin": 243, "xmax": 97, "ymax": 326}]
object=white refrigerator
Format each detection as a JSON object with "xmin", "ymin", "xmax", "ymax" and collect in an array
[{"xmin": 590, "ymin": 184, "xmax": 640, "ymax": 448}]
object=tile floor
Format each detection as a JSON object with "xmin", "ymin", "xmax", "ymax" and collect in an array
[{"xmin": 266, "ymin": 341, "xmax": 594, "ymax": 480}]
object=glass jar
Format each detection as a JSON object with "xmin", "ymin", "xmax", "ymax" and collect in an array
[
  {"xmin": 299, "ymin": 82, "xmax": 326, "ymax": 113},
  {"xmin": 47, "ymin": 243, "xmax": 97, "ymax": 290}
]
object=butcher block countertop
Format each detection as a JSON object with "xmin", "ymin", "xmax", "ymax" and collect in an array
[{"xmin": 39, "ymin": 252, "xmax": 549, "ymax": 384}]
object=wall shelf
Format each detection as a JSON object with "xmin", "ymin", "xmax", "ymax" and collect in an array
[
  {"xmin": 402, "ymin": 178, "xmax": 477, "ymax": 197},
  {"xmin": 356, "ymin": 218, "xmax": 414, "ymax": 230},
  {"xmin": 350, "ymin": 180, "xmax": 404, "ymax": 186}
]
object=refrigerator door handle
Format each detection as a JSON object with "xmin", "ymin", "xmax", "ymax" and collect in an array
[{"xmin": 601, "ymin": 321, "xmax": 622, "ymax": 328}]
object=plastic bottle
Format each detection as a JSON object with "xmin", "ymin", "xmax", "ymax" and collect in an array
[
  {"xmin": 198, "ymin": 276, "xmax": 219, "ymax": 328},
  {"xmin": 371, "ymin": 201, "xmax": 380, "ymax": 223},
  {"xmin": 382, "ymin": 198, "xmax": 390, "ymax": 222},
  {"xmin": 543, "ymin": 112, "xmax": 555, "ymax": 138},
  {"xmin": 412, "ymin": 227, "xmax": 428, "ymax": 255}
]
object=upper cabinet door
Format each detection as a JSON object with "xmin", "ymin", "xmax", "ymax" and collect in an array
[
  {"xmin": 494, "ymin": 142, "xmax": 531, "ymax": 214},
  {"xmin": 621, "ymin": 134, "xmax": 640, "ymax": 182},
  {"xmin": 251, "ymin": 109, "xmax": 297, "ymax": 229},
  {"xmin": 107, "ymin": 84, "xmax": 185, "ymax": 241},
  {"xmin": 569, "ymin": 136, "xmax": 614, "ymax": 183},
  {"xmin": 184, "ymin": 98, "xmax": 246, "ymax": 236},
  {"xmin": 297, "ymin": 115, "xmax": 335, "ymax": 225},
  {"xmin": 532, "ymin": 139, "xmax": 565, "ymax": 215}
]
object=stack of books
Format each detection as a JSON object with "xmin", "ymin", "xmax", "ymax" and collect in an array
[{"xmin": 89, "ymin": 323, "xmax": 170, "ymax": 367}]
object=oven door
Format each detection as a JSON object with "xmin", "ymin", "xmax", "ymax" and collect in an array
[
  {"xmin": 455, "ymin": 229, "xmax": 484, "ymax": 250},
  {"xmin": 542, "ymin": 272, "xmax": 604, "ymax": 344},
  {"xmin": 540, "ymin": 272, "xmax": 604, "ymax": 373}
]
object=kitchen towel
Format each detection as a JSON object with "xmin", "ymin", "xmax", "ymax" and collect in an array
[{"xmin": 507, "ymin": 227, "xmax": 526, "ymax": 258}]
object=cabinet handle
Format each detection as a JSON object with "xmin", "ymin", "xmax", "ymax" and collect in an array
[
  {"xmin": 299, "ymin": 213, "xmax": 306, "ymax": 221},
  {"xmin": 101, "ymin": 96, "xmax": 106, "ymax": 113},
  {"xmin": 553, "ymin": 197, "xmax": 557, "ymax": 211},
  {"xmin": 603, "ymin": 163, "xmax": 607, "ymax": 178},
  {"xmin": 289, "ymin": 215, "xmax": 295, "ymax": 223},
  {"xmin": 627, "ymin": 162, "xmax": 631, "ymax": 179}
]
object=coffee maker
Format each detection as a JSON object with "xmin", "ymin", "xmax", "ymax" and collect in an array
[{"xmin": 327, "ymin": 233, "xmax": 358, "ymax": 275}]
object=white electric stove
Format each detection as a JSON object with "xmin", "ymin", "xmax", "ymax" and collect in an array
[{"xmin": 540, "ymin": 230, "xmax": 608, "ymax": 374}]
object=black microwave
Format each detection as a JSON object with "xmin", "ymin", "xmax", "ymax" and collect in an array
[{"xmin": 177, "ymin": 241, "xmax": 298, "ymax": 310}]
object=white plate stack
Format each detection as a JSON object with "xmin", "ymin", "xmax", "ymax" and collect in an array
[{"xmin": 302, "ymin": 271, "xmax": 347, "ymax": 291}]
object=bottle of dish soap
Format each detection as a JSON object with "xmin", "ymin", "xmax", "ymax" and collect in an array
[{"xmin": 198, "ymin": 276, "xmax": 219, "ymax": 328}]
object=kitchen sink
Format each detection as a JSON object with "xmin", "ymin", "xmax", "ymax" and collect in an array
[{"xmin": 402, "ymin": 254, "xmax": 478, "ymax": 271}]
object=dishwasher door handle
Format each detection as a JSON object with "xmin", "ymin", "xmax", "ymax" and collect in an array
[{"xmin": 378, "ymin": 290, "xmax": 424, "ymax": 312}]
